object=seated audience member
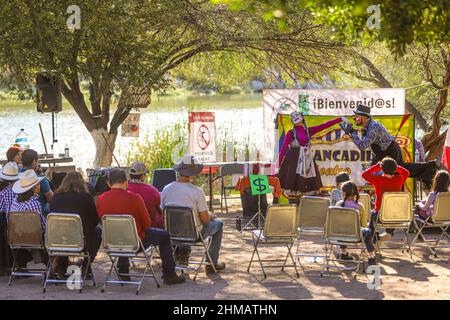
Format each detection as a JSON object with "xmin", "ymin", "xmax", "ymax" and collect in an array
[
  {"xmin": 0, "ymin": 162, "xmax": 21, "ymax": 274},
  {"xmin": 161, "ymin": 155, "xmax": 225, "ymax": 274},
  {"xmin": 330, "ymin": 172, "xmax": 350, "ymax": 206},
  {"xmin": 10, "ymin": 169, "xmax": 47, "ymax": 265},
  {"xmin": 362, "ymin": 157, "xmax": 410, "ymax": 242},
  {"xmin": 127, "ymin": 162, "xmax": 163, "ymax": 228},
  {"xmin": 336, "ymin": 181, "xmax": 376, "ymax": 265},
  {"xmin": 96, "ymin": 168, "xmax": 185, "ymax": 285},
  {"xmin": 416, "ymin": 170, "xmax": 450, "ymax": 220},
  {"xmin": 21, "ymin": 149, "xmax": 53, "ymax": 215},
  {"xmin": 49, "ymin": 171, "xmax": 102, "ymax": 279},
  {"xmin": 6, "ymin": 147, "xmax": 22, "ymax": 167}
]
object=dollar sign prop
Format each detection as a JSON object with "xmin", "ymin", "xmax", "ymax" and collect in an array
[{"xmin": 253, "ymin": 177, "xmax": 267, "ymax": 193}]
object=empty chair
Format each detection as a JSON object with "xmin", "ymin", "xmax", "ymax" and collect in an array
[
  {"xmin": 247, "ymin": 204, "xmax": 299, "ymax": 278},
  {"xmin": 101, "ymin": 215, "xmax": 159, "ymax": 295},
  {"xmin": 152, "ymin": 168, "xmax": 177, "ymax": 192},
  {"xmin": 163, "ymin": 206, "xmax": 216, "ymax": 280},
  {"xmin": 7, "ymin": 211, "xmax": 47, "ymax": 286},
  {"xmin": 219, "ymin": 163, "xmax": 245, "ymax": 214},
  {"xmin": 43, "ymin": 213, "xmax": 95, "ymax": 293},
  {"xmin": 411, "ymin": 192, "xmax": 450, "ymax": 256},
  {"xmin": 321, "ymin": 207, "xmax": 366, "ymax": 278},
  {"xmin": 374, "ymin": 192, "xmax": 413, "ymax": 259},
  {"xmin": 296, "ymin": 196, "xmax": 330, "ymax": 264}
]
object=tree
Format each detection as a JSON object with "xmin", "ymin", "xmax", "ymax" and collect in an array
[
  {"xmin": 0, "ymin": 0, "xmax": 349, "ymax": 167},
  {"xmin": 214, "ymin": 0, "xmax": 450, "ymax": 56},
  {"xmin": 333, "ymin": 43, "xmax": 450, "ymax": 159}
]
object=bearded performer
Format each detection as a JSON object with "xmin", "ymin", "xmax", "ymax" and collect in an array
[
  {"xmin": 277, "ymin": 112, "xmax": 345, "ymax": 199},
  {"xmin": 342, "ymin": 104, "xmax": 438, "ymax": 188}
]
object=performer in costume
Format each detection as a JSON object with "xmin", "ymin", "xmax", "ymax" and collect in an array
[
  {"xmin": 342, "ymin": 104, "xmax": 438, "ymax": 188},
  {"xmin": 277, "ymin": 112, "xmax": 345, "ymax": 198}
]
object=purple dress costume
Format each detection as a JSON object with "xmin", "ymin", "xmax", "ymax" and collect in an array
[{"xmin": 277, "ymin": 118, "xmax": 342, "ymax": 194}]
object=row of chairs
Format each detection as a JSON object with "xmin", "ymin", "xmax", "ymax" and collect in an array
[
  {"xmin": 247, "ymin": 192, "xmax": 450, "ymax": 279},
  {"xmin": 5, "ymin": 206, "xmax": 218, "ymax": 295}
]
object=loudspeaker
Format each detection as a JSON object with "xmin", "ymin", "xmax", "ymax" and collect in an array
[{"xmin": 36, "ymin": 73, "xmax": 62, "ymax": 113}]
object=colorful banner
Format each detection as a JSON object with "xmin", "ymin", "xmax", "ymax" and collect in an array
[
  {"xmin": 188, "ymin": 112, "xmax": 216, "ymax": 163},
  {"xmin": 262, "ymin": 88, "xmax": 406, "ymax": 161},
  {"xmin": 277, "ymin": 114, "xmax": 415, "ymax": 192}
]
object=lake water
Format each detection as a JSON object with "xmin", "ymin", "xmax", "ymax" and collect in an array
[{"xmin": 0, "ymin": 93, "xmax": 264, "ymax": 170}]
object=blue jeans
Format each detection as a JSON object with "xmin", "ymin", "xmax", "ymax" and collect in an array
[
  {"xmin": 175, "ymin": 219, "xmax": 224, "ymax": 266},
  {"xmin": 201, "ymin": 219, "xmax": 223, "ymax": 266},
  {"xmin": 118, "ymin": 227, "xmax": 176, "ymax": 278}
]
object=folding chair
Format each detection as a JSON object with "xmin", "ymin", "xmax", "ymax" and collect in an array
[
  {"xmin": 359, "ymin": 193, "xmax": 371, "ymax": 225},
  {"xmin": 247, "ymin": 204, "xmax": 299, "ymax": 278},
  {"xmin": 163, "ymin": 206, "xmax": 216, "ymax": 280},
  {"xmin": 100, "ymin": 215, "xmax": 160, "ymax": 295},
  {"xmin": 152, "ymin": 168, "xmax": 176, "ymax": 192},
  {"xmin": 321, "ymin": 207, "xmax": 366, "ymax": 278},
  {"xmin": 296, "ymin": 196, "xmax": 330, "ymax": 264},
  {"xmin": 219, "ymin": 163, "xmax": 244, "ymax": 214},
  {"xmin": 411, "ymin": 192, "xmax": 450, "ymax": 256},
  {"xmin": 7, "ymin": 211, "xmax": 47, "ymax": 286},
  {"xmin": 43, "ymin": 213, "xmax": 95, "ymax": 293},
  {"xmin": 374, "ymin": 192, "xmax": 413, "ymax": 260}
]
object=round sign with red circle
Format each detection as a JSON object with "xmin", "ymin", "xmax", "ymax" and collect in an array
[{"xmin": 197, "ymin": 124, "xmax": 210, "ymax": 150}]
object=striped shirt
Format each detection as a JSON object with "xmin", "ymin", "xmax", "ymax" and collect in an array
[
  {"xmin": 0, "ymin": 183, "xmax": 15, "ymax": 214},
  {"xmin": 351, "ymin": 119, "xmax": 395, "ymax": 151},
  {"xmin": 9, "ymin": 194, "xmax": 45, "ymax": 232}
]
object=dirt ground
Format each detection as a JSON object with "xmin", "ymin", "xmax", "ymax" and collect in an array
[{"xmin": 0, "ymin": 199, "xmax": 449, "ymax": 300}]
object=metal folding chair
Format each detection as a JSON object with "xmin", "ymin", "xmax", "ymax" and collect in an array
[
  {"xmin": 296, "ymin": 196, "xmax": 330, "ymax": 265},
  {"xmin": 100, "ymin": 215, "xmax": 160, "ymax": 295},
  {"xmin": 7, "ymin": 211, "xmax": 47, "ymax": 286},
  {"xmin": 163, "ymin": 206, "xmax": 216, "ymax": 280},
  {"xmin": 43, "ymin": 213, "xmax": 95, "ymax": 293},
  {"xmin": 321, "ymin": 207, "xmax": 366, "ymax": 278},
  {"xmin": 411, "ymin": 192, "xmax": 450, "ymax": 256},
  {"xmin": 359, "ymin": 193, "xmax": 371, "ymax": 225},
  {"xmin": 220, "ymin": 163, "xmax": 244, "ymax": 214},
  {"xmin": 152, "ymin": 168, "xmax": 176, "ymax": 192},
  {"xmin": 374, "ymin": 192, "xmax": 413, "ymax": 260},
  {"xmin": 247, "ymin": 204, "xmax": 299, "ymax": 278}
]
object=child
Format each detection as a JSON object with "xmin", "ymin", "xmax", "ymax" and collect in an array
[
  {"xmin": 416, "ymin": 170, "xmax": 450, "ymax": 220},
  {"xmin": 362, "ymin": 157, "xmax": 410, "ymax": 242},
  {"xmin": 330, "ymin": 172, "xmax": 350, "ymax": 206},
  {"xmin": 336, "ymin": 181, "xmax": 376, "ymax": 264}
]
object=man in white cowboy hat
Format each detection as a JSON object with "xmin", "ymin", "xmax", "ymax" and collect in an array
[
  {"xmin": 161, "ymin": 155, "xmax": 225, "ymax": 274},
  {"xmin": 0, "ymin": 162, "xmax": 22, "ymax": 214}
]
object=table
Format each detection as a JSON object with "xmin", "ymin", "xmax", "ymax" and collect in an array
[
  {"xmin": 0, "ymin": 154, "xmax": 73, "ymax": 166},
  {"xmin": 202, "ymin": 161, "xmax": 273, "ymax": 212}
]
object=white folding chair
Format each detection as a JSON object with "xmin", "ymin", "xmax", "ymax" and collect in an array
[
  {"xmin": 43, "ymin": 213, "xmax": 95, "ymax": 293},
  {"xmin": 321, "ymin": 207, "xmax": 366, "ymax": 278},
  {"xmin": 100, "ymin": 215, "xmax": 160, "ymax": 295},
  {"xmin": 247, "ymin": 204, "xmax": 299, "ymax": 279},
  {"xmin": 163, "ymin": 206, "xmax": 216, "ymax": 280},
  {"xmin": 359, "ymin": 193, "xmax": 371, "ymax": 225},
  {"xmin": 374, "ymin": 192, "xmax": 413, "ymax": 260},
  {"xmin": 411, "ymin": 192, "xmax": 450, "ymax": 256},
  {"xmin": 296, "ymin": 196, "xmax": 330, "ymax": 265}
]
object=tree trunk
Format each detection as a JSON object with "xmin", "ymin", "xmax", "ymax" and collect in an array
[{"xmin": 90, "ymin": 128, "xmax": 118, "ymax": 168}]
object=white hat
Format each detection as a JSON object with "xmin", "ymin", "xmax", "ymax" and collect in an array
[
  {"xmin": 12, "ymin": 169, "xmax": 43, "ymax": 194},
  {"xmin": 0, "ymin": 162, "xmax": 21, "ymax": 181},
  {"xmin": 173, "ymin": 155, "xmax": 204, "ymax": 177}
]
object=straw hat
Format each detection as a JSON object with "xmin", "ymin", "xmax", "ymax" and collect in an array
[
  {"xmin": 173, "ymin": 155, "xmax": 204, "ymax": 177},
  {"xmin": 12, "ymin": 169, "xmax": 43, "ymax": 194},
  {"xmin": 0, "ymin": 162, "xmax": 21, "ymax": 181}
]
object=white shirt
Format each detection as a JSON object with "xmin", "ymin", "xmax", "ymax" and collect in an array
[{"xmin": 160, "ymin": 181, "xmax": 209, "ymax": 227}]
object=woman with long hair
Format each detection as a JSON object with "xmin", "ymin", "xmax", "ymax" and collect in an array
[
  {"xmin": 49, "ymin": 171, "xmax": 101, "ymax": 279},
  {"xmin": 416, "ymin": 170, "xmax": 450, "ymax": 220}
]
